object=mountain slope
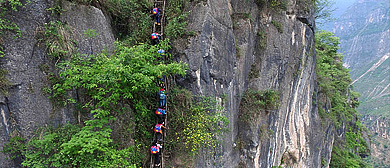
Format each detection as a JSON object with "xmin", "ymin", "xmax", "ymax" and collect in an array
[{"xmin": 333, "ymin": 0, "xmax": 390, "ymax": 167}]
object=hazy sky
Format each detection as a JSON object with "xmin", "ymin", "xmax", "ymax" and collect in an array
[{"xmin": 332, "ymin": 0, "xmax": 356, "ymax": 18}]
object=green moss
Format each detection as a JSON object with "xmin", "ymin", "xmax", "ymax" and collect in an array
[
  {"xmin": 249, "ymin": 63, "xmax": 259, "ymax": 79},
  {"xmin": 271, "ymin": 20, "xmax": 283, "ymax": 33},
  {"xmin": 257, "ymin": 29, "xmax": 267, "ymax": 49},
  {"xmin": 239, "ymin": 89, "xmax": 280, "ymax": 122},
  {"xmin": 166, "ymin": 87, "xmax": 229, "ymax": 156},
  {"xmin": 0, "ymin": 68, "xmax": 11, "ymax": 95},
  {"xmin": 235, "ymin": 44, "xmax": 241, "ymax": 58}
]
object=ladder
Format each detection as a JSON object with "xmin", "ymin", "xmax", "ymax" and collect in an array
[
  {"xmin": 150, "ymin": 0, "xmax": 168, "ymax": 167},
  {"xmin": 152, "ymin": 0, "xmax": 166, "ymax": 36}
]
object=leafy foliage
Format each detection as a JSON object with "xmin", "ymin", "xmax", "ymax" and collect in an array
[
  {"xmin": 315, "ymin": 31, "xmax": 356, "ymax": 126},
  {"xmin": 239, "ymin": 89, "xmax": 279, "ymax": 122},
  {"xmin": 104, "ymin": 0, "xmax": 152, "ymax": 45},
  {"xmin": 315, "ymin": 30, "xmax": 371, "ymax": 167},
  {"xmin": 3, "ymin": 39, "xmax": 187, "ymax": 167},
  {"xmin": 0, "ymin": 0, "xmax": 24, "ymax": 56},
  {"xmin": 2, "ymin": 131, "xmax": 25, "ymax": 160},
  {"xmin": 269, "ymin": 0, "xmax": 287, "ymax": 11},
  {"xmin": 166, "ymin": 88, "xmax": 229, "ymax": 156},
  {"xmin": 255, "ymin": 0, "xmax": 288, "ymax": 11},
  {"xmin": 165, "ymin": 12, "xmax": 189, "ymax": 39},
  {"xmin": 329, "ymin": 146, "xmax": 372, "ymax": 168},
  {"xmin": 165, "ymin": 0, "xmax": 189, "ymax": 39},
  {"xmin": 58, "ymin": 40, "xmax": 186, "ymax": 113},
  {"xmin": 271, "ymin": 20, "xmax": 283, "ymax": 33},
  {"xmin": 314, "ymin": 0, "xmax": 336, "ymax": 26},
  {"xmin": 38, "ymin": 21, "xmax": 76, "ymax": 59}
]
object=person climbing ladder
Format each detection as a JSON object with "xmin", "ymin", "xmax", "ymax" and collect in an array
[
  {"xmin": 149, "ymin": 1, "xmax": 168, "ymax": 167},
  {"xmin": 152, "ymin": 5, "xmax": 163, "ymax": 26},
  {"xmin": 155, "ymin": 107, "xmax": 166, "ymax": 123},
  {"xmin": 159, "ymin": 88, "xmax": 167, "ymax": 107},
  {"xmin": 157, "ymin": 75, "xmax": 165, "ymax": 88},
  {"xmin": 153, "ymin": 120, "xmax": 168, "ymax": 142},
  {"xmin": 150, "ymin": 140, "xmax": 163, "ymax": 167},
  {"xmin": 151, "ymin": 32, "xmax": 161, "ymax": 45}
]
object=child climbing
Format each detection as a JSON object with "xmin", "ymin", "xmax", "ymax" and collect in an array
[
  {"xmin": 159, "ymin": 88, "xmax": 166, "ymax": 107},
  {"xmin": 151, "ymin": 32, "xmax": 161, "ymax": 45},
  {"xmin": 158, "ymin": 49, "xmax": 165, "ymax": 61},
  {"xmin": 150, "ymin": 140, "xmax": 163, "ymax": 167},
  {"xmin": 155, "ymin": 107, "xmax": 166, "ymax": 123},
  {"xmin": 152, "ymin": 6, "xmax": 163, "ymax": 26},
  {"xmin": 157, "ymin": 75, "xmax": 165, "ymax": 88},
  {"xmin": 153, "ymin": 120, "xmax": 168, "ymax": 142}
]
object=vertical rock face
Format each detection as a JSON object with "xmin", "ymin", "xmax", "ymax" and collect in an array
[
  {"xmin": 0, "ymin": 1, "xmax": 114, "ymax": 167},
  {"xmin": 174, "ymin": 0, "xmax": 332, "ymax": 167},
  {"xmin": 361, "ymin": 116, "xmax": 390, "ymax": 166}
]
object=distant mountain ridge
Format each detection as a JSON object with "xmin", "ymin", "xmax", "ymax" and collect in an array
[
  {"xmin": 333, "ymin": 0, "xmax": 389, "ymax": 116},
  {"xmin": 333, "ymin": 0, "xmax": 390, "ymax": 167}
]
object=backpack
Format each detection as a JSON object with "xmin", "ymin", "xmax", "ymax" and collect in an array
[
  {"xmin": 156, "ymin": 108, "xmax": 162, "ymax": 115},
  {"xmin": 153, "ymin": 8, "xmax": 158, "ymax": 14},
  {"xmin": 156, "ymin": 108, "xmax": 165, "ymax": 115},
  {"xmin": 151, "ymin": 33, "xmax": 158, "ymax": 39},
  {"xmin": 159, "ymin": 92, "xmax": 166, "ymax": 99},
  {"xmin": 154, "ymin": 124, "xmax": 162, "ymax": 133},
  {"xmin": 151, "ymin": 146, "xmax": 159, "ymax": 154}
]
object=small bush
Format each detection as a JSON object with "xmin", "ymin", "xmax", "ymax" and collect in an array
[
  {"xmin": 167, "ymin": 88, "xmax": 229, "ymax": 156},
  {"xmin": 37, "ymin": 21, "xmax": 76, "ymax": 59},
  {"xmin": 239, "ymin": 89, "xmax": 280, "ymax": 122},
  {"xmin": 165, "ymin": 12, "xmax": 189, "ymax": 39},
  {"xmin": 271, "ymin": 20, "xmax": 283, "ymax": 33},
  {"xmin": 269, "ymin": 0, "xmax": 287, "ymax": 11},
  {"xmin": 249, "ymin": 63, "xmax": 259, "ymax": 79},
  {"xmin": 235, "ymin": 44, "xmax": 241, "ymax": 58},
  {"xmin": 257, "ymin": 30, "xmax": 267, "ymax": 49}
]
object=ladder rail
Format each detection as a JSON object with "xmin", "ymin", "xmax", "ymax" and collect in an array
[
  {"xmin": 161, "ymin": 0, "xmax": 166, "ymax": 38},
  {"xmin": 150, "ymin": 0, "xmax": 168, "ymax": 167}
]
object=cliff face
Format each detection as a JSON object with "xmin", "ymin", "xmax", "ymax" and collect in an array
[
  {"xmin": 1, "ymin": 0, "xmax": 336, "ymax": 167},
  {"xmin": 361, "ymin": 115, "xmax": 390, "ymax": 167},
  {"xmin": 173, "ymin": 0, "xmax": 332, "ymax": 167},
  {"xmin": 0, "ymin": 1, "xmax": 114, "ymax": 166}
]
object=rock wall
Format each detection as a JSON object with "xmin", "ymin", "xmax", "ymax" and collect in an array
[
  {"xmin": 0, "ymin": 0, "xmax": 114, "ymax": 167},
  {"xmin": 362, "ymin": 115, "xmax": 390, "ymax": 166},
  {"xmin": 173, "ymin": 0, "xmax": 333, "ymax": 167},
  {"xmin": 0, "ymin": 0, "xmax": 337, "ymax": 167}
]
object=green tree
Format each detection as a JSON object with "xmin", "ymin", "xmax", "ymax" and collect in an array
[
  {"xmin": 315, "ymin": 30, "xmax": 371, "ymax": 167},
  {"xmin": 314, "ymin": 0, "xmax": 336, "ymax": 27},
  {"xmin": 4, "ymin": 40, "xmax": 187, "ymax": 167}
]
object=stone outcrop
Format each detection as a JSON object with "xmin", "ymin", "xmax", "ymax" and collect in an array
[
  {"xmin": 0, "ymin": 1, "xmax": 114, "ymax": 167},
  {"xmin": 362, "ymin": 115, "xmax": 390, "ymax": 166},
  {"xmin": 173, "ymin": 0, "xmax": 333, "ymax": 167}
]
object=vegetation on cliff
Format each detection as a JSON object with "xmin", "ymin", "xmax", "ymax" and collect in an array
[
  {"xmin": 2, "ymin": 0, "xmax": 229, "ymax": 167},
  {"xmin": 315, "ymin": 30, "xmax": 371, "ymax": 168}
]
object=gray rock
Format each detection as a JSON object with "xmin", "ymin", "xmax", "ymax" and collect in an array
[
  {"xmin": 173, "ymin": 0, "xmax": 332, "ymax": 167},
  {"xmin": 0, "ymin": 1, "xmax": 114, "ymax": 166}
]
